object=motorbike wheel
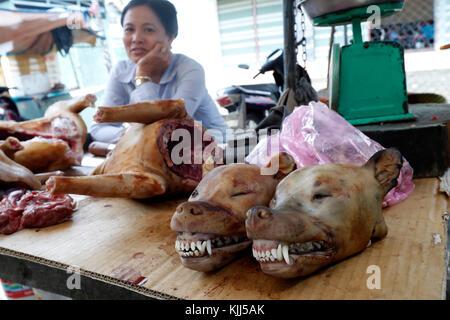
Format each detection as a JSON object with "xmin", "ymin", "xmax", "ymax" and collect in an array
[
  {"xmin": 0, "ymin": 97, "xmax": 22, "ymax": 121},
  {"xmin": 246, "ymin": 112, "xmax": 265, "ymax": 129}
]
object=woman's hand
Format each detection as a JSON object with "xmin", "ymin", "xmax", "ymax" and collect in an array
[{"xmin": 135, "ymin": 42, "xmax": 172, "ymax": 84}]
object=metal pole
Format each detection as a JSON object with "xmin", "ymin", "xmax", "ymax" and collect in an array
[
  {"xmin": 283, "ymin": 0, "xmax": 296, "ymax": 92},
  {"xmin": 351, "ymin": 18, "xmax": 363, "ymax": 44}
]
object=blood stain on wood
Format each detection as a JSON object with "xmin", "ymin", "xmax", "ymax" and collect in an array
[
  {"xmin": 111, "ymin": 266, "xmax": 148, "ymax": 286},
  {"xmin": 132, "ymin": 252, "xmax": 145, "ymax": 259}
]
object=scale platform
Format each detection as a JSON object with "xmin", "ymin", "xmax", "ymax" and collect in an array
[{"xmin": 300, "ymin": 1, "xmax": 416, "ymax": 125}]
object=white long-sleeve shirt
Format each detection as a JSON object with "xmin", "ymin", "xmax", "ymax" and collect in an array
[{"xmin": 90, "ymin": 54, "xmax": 229, "ymax": 143}]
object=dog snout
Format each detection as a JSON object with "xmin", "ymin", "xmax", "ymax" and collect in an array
[
  {"xmin": 247, "ymin": 206, "xmax": 273, "ymax": 220},
  {"xmin": 176, "ymin": 202, "xmax": 203, "ymax": 216},
  {"xmin": 245, "ymin": 206, "xmax": 274, "ymax": 239}
]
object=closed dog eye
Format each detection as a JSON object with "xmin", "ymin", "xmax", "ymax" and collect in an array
[
  {"xmin": 231, "ymin": 191, "xmax": 252, "ymax": 197},
  {"xmin": 312, "ymin": 193, "xmax": 331, "ymax": 201}
]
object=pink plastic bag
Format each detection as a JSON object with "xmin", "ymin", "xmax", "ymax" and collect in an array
[{"xmin": 246, "ymin": 101, "xmax": 414, "ymax": 207}]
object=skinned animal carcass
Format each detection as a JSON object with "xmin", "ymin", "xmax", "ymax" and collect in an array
[
  {"xmin": 0, "ymin": 138, "xmax": 75, "ymax": 235},
  {"xmin": 245, "ymin": 148, "xmax": 402, "ymax": 278},
  {"xmin": 0, "ymin": 94, "xmax": 95, "ymax": 172},
  {"xmin": 170, "ymin": 153, "xmax": 296, "ymax": 272},
  {"xmin": 46, "ymin": 99, "xmax": 221, "ymax": 199}
]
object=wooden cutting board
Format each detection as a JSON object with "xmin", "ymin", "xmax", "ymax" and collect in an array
[{"xmin": 0, "ymin": 178, "xmax": 448, "ymax": 299}]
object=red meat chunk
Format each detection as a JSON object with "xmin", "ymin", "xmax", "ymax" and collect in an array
[{"xmin": 0, "ymin": 189, "xmax": 75, "ymax": 235}]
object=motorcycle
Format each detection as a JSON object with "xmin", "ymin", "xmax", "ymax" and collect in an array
[
  {"xmin": 0, "ymin": 87, "xmax": 23, "ymax": 121},
  {"xmin": 216, "ymin": 48, "xmax": 285, "ymax": 129}
]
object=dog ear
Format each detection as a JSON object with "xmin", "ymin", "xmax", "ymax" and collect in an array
[
  {"xmin": 263, "ymin": 152, "xmax": 296, "ymax": 180},
  {"xmin": 364, "ymin": 148, "xmax": 403, "ymax": 195}
]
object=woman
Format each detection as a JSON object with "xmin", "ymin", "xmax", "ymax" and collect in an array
[{"xmin": 90, "ymin": 0, "xmax": 229, "ymax": 143}]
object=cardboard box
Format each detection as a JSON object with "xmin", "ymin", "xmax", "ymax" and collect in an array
[
  {"xmin": 0, "ymin": 66, "xmax": 6, "ymax": 87},
  {"xmin": 0, "ymin": 53, "xmax": 51, "ymax": 96}
]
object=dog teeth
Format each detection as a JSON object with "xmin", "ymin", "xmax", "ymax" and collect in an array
[
  {"xmin": 288, "ymin": 240, "xmax": 330, "ymax": 254},
  {"xmin": 252, "ymin": 240, "xmax": 333, "ymax": 265},
  {"xmin": 276, "ymin": 244, "xmax": 283, "ymax": 261},
  {"xmin": 174, "ymin": 239, "xmax": 211, "ymax": 257},
  {"xmin": 206, "ymin": 240, "xmax": 212, "ymax": 255},
  {"xmin": 282, "ymin": 245, "xmax": 291, "ymax": 265},
  {"xmin": 271, "ymin": 248, "xmax": 277, "ymax": 258},
  {"xmin": 252, "ymin": 243, "xmax": 289, "ymax": 264},
  {"xmin": 175, "ymin": 234, "xmax": 249, "ymax": 258}
]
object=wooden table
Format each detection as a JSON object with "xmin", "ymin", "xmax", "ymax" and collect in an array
[{"xmin": 0, "ymin": 177, "xmax": 448, "ymax": 300}]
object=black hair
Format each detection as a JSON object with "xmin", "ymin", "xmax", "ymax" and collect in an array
[{"xmin": 120, "ymin": 0, "xmax": 178, "ymax": 38}]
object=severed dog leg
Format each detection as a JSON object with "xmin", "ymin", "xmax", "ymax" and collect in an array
[
  {"xmin": 44, "ymin": 94, "xmax": 96, "ymax": 118},
  {"xmin": 94, "ymin": 99, "xmax": 188, "ymax": 124},
  {"xmin": 0, "ymin": 149, "xmax": 41, "ymax": 190},
  {"xmin": 46, "ymin": 173, "xmax": 168, "ymax": 199},
  {"xmin": 0, "ymin": 137, "xmax": 23, "ymax": 159}
]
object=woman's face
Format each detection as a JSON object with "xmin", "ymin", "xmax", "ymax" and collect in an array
[{"xmin": 122, "ymin": 5, "xmax": 173, "ymax": 64}]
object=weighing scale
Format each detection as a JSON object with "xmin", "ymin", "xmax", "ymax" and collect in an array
[{"xmin": 299, "ymin": 0, "xmax": 416, "ymax": 125}]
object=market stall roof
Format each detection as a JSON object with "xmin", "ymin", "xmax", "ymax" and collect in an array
[{"xmin": 0, "ymin": 8, "xmax": 102, "ymax": 55}]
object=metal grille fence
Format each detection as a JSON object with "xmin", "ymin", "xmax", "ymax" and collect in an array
[
  {"xmin": 368, "ymin": 0, "xmax": 450, "ymax": 102},
  {"xmin": 304, "ymin": 0, "xmax": 450, "ymax": 104}
]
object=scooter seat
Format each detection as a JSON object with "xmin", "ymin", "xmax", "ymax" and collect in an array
[{"xmin": 228, "ymin": 84, "xmax": 280, "ymax": 99}]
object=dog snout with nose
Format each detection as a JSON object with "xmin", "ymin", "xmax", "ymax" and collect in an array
[
  {"xmin": 247, "ymin": 206, "xmax": 272, "ymax": 220},
  {"xmin": 245, "ymin": 206, "xmax": 274, "ymax": 239},
  {"xmin": 176, "ymin": 202, "xmax": 203, "ymax": 216}
]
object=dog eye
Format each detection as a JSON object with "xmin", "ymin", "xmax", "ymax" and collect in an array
[
  {"xmin": 191, "ymin": 189, "xmax": 198, "ymax": 198},
  {"xmin": 231, "ymin": 191, "xmax": 251, "ymax": 197},
  {"xmin": 312, "ymin": 193, "xmax": 331, "ymax": 201}
]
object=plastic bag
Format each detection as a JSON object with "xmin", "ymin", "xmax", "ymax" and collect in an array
[{"xmin": 246, "ymin": 101, "xmax": 414, "ymax": 207}]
